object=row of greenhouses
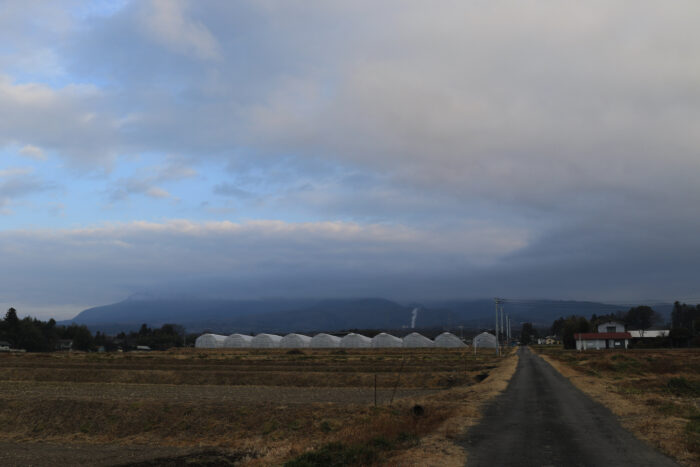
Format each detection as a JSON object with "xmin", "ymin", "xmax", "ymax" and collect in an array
[{"xmin": 194, "ymin": 331, "xmax": 470, "ymax": 349}]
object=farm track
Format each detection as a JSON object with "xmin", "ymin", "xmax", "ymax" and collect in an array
[{"xmin": 463, "ymin": 347, "xmax": 679, "ymax": 466}]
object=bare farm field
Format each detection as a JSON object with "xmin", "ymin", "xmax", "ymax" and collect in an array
[
  {"xmin": 533, "ymin": 346, "xmax": 700, "ymax": 466},
  {"xmin": 0, "ymin": 347, "xmax": 517, "ymax": 466}
]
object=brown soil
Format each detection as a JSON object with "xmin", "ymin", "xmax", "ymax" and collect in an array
[
  {"xmin": 0, "ymin": 381, "xmax": 435, "ymax": 405},
  {"xmin": 0, "ymin": 347, "xmax": 517, "ymax": 466}
]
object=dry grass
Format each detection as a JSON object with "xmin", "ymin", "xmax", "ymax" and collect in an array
[
  {"xmin": 0, "ymin": 348, "xmax": 495, "ymax": 388},
  {"xmin": 0, "ymin": 347, "xmax": 518, "ymax": 465},
  {"xmin": 386, "ymin": 348, "xmax": 518, "ymax": 466},
  {"xmin": 533, "ymin": 346, "xmax": 700, "ymax": 467}
]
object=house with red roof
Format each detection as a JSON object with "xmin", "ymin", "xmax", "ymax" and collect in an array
[{"xmin": 574, "ymin": 320, "xmax": 631, "ymax": 350}]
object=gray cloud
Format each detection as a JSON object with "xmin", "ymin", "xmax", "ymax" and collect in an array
[
  {"xmin": 2, "ymin": 215, "xmax": 697, "ymax": 321},
  {"xmin": 0, "ymin": 168, "xmax": 54, "ymax": 212},
  {"xmin": 51, "ymin": 1, "xmax": 699, "ymax": 210},
  {"xmin": 106, "ymin": 156, "xmax": 197, "ymax": 202},
  {"xmin": 212, "ymin": 182, "xmax": 254, "ymax": 199},
  {"xmin": 4, "ymin": 1, "xmax": 696, "ymax": 206},
  {"xmin": 0, "ymin": 75, "xmax": 119, "ymax": 169},
  {"xmin": 0, "ymin": 1, "xmax": 698, "ymax": 314},
  {"xmin": 0, "ymin": 219, "xmax": 526, "ymax": 318}
]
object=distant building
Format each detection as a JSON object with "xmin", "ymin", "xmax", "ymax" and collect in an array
[
  {"xmin": 627, "ymin": 329, "xmax": 669, "ymax": 338},
  {"xmin": 537, "ymin": 336, "xmax": 559, "ymax": 345},
  {"xmin": 57, "ymin": 339, "xmax": 73, "ymax": 351},
  {"xmin": 596, "ymin": 321, "xmax": 625, "ymax": 333},
  {"xmin": 135, "ymin": 345, "xmax": 152, "ymax": 351},
  {"xmin": 0, "ymin": 340, "xmax": 10, "ymax": 351},
  {"xmin": 574, "ymin": 321, "xmax": 631, "ymax": 350}
]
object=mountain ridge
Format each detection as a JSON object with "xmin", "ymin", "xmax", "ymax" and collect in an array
[{"xmin": 60, "ymin": 297, "xmax": 673, "ymax": 335}]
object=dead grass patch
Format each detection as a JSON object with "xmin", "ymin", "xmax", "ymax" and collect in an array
[
  {"xmin": 0, "ymin": 348, "xmax": 518, "ymax": 466},
  {"xmin": 387, "ymin": 348, "xmax": 519, "ymax": 466}
]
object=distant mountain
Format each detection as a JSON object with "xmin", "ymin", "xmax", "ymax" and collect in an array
[
  {"xmin": 62, "ymin": 297, "xmax": 423, "ymax": 334},
  {"xmin": 61, "ymin": 297, "xmax": 672, "ymax": 335},
  {"xmin": 61, "ymin": 298, "xmax": 316, "ymax": 334}
]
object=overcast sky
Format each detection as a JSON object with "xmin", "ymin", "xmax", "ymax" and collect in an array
[{"xmin": 2, "ymin": 1, "xmax": 700, "ymax": 319}]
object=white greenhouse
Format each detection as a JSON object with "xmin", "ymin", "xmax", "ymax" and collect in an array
[
  {"xmin": 194, "ymin": 333, "xmax": 227, "ymax": 349},
  {"xmin": 473, "ymin": 332, "xmax": 497, "ymax": 349},
  {"xmin": 371, "ymin": 332, "xmax": 403, "ymax": 348},
  {"xmin": 223, "ymin": 333, "xmax": 253, "ymax": 348},
  {"xmin": 340, "ymin": 333, "xmax": 372, "ymax": 348},
  {"xmin": 280, "ymin": 333, "xmax": 312, "ymax": 348},
  {"xmin": 434, "ymin": 332, "xmax": 465, "ymax": 348},
  {"xmin": 250, "ymin": 333, "xmax": 283, "ymax": 348},
  {"xmin": 402, "ymin": 332, "xmax": 435, "ymax": 348},
  {"xmin": 309, "ymin": 333, "xmax": 341, "ymax": 348}
]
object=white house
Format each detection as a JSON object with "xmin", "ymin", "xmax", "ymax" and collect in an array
[
  {"xmin": 597, "ymin": 321, "xmax": 625, "ymax": 333},
  {"xmin": 627, "ymin": 330, "xmax": 669, "ymax": 338},
  {"xmin": 575, "ymin": 321, "xmax": 630, "ymax": 350}
]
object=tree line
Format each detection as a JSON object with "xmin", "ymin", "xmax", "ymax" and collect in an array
[
  {"xmin": 0, "ymin": 308, "xmax": 191, "ymax": 352},
  {"xmin": 549, "ymin": 303, "xmax": 700, "ymax": 349}
]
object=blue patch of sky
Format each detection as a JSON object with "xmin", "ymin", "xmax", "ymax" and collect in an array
[
  {"xmin": 71, "ymin": 0, "xmax": 131, "ymax": 20},
  {"xmin": 1, "ymin": 143, "xmax": 326, "ymax": 229}
]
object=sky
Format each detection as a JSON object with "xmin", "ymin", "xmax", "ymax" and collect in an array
[{"xmin": 1, "ymin": 1, "xmax": 700, "ymax": 319}]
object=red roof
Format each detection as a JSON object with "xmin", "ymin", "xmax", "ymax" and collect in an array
[{"xmin": 574, "ymin": 332, "xmax": 631, "ymax": 340}]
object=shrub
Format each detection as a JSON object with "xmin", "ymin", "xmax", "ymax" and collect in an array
[
  {"xmin": 319, "ymin": 420, "xmax": 332, "ymax": 433},
  {"xmin": 285, "ymin": 442, "xmax": 378, "ymax": 467},
  {"xmin": 667, "ymin": 377, "xmax": 700, "ymax": 397}
]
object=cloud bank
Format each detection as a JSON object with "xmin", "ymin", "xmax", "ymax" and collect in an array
[{"xmin": 0, "ymin": 1, "xmax": 699, "ymax": 317}]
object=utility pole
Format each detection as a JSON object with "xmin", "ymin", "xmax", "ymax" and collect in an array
[
  {"xmin": 507, "ymin": 315, "xmax": 511, "ymax": 342},
  {"xmin": 500, "ymin": 304, "xmax": 504, "ymax": 345},
  {"xmin": 508, "ymin": 315, "xmax": 512, "ymax": 342},
  {"xmin": 494, "ymin": 298, "xmax": 502, "ymax": 356}
]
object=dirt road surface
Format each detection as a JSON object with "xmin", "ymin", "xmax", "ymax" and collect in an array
[{"xmin": 463, "ymin": 347, "xmax": 678, "ymax": 467}]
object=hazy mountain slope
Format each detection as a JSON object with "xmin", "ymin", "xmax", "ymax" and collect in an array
[{"xmin": 62, "ymin": 297, "xmax": 672, "ymax": 335}]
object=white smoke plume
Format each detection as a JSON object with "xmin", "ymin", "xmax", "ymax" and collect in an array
[{"xmin": 411, "ymin": 308, "xmax": 419, "ymax": 328}]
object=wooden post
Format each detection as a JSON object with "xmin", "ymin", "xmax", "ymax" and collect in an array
[{"xmin": 374, "ymin": 373, "xmax": 377, "ymax": 407}]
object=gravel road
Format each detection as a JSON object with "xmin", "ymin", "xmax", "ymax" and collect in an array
[{"xmin": 463, "ymin": 347, "xmax": 678, "ymax": 467}]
